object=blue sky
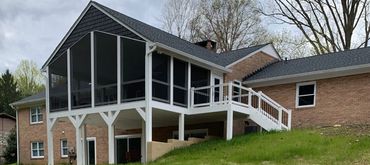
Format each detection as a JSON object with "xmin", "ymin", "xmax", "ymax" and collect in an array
[{"xmin": 0, "ymin": 0, "xmax": 166, "ymax": 72}]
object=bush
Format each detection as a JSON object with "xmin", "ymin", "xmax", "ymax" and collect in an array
[{"xmin": 3, "ymin": 128, "xmax": 17, "ymax": 164}]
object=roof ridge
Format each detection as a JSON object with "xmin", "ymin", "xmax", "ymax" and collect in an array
[
  {"xmin": 220, "ymin": 43, "xmax": 270, "ymax": 55},
  {"xmin": 283, "ymin": 46, "xmax": 370, "ymax": 62}
]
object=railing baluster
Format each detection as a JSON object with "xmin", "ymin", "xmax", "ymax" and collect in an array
[{"xmin": 190, "ymin": 87, "xmax": 194, "ymax": 109}]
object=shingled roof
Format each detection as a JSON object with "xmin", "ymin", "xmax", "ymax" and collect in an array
[
  {"xmin": 11, "ymin": 91, "xmax": 45, "ymax": 106},
  {"xmin": 245, "ymin": 46, "xmax": 370, "ymax": 82}
]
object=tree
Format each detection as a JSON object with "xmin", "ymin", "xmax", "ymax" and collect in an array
[
  {"xmin": 0, "ymin": 70, "xmax": 20, "ymax": 116},
  {"xmin": 14, "ymin": 60, "xmax": 44, "ymax": 97},
  {"xmin": 161, "ymin": 0, "xmax": 269, "ymax": 52},
  {"xmin": 263, "ymin": 0, "xmax": 370, "ymax": 55},
  {"xmin": 3, "ymin": 128, "xmax": 17, "ymax": 164}
]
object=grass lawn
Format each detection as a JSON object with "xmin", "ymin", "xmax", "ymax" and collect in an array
[{"xmin": 132, "ymin": 128, "xmax": 370, "ymax": 165}]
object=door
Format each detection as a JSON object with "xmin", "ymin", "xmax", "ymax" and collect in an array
[
  {"xmin": 86, "ymin": 138, "xmax": 96, "ymax": 165},
  {"xmin": 116, "ymin": 136, "xmax": 141, "ymax": 163},
  {"xmin": 213, "ymin": 76, "xmax": 221, "ymax": 103}
]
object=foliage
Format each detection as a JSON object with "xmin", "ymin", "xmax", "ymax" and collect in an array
[
  {"xmin": 14, "ymin": 60, "xmax": 44, "ymax": 97},
  {"xmin": 132, "ymin": 130, "xmax": 370, "ymax": 165},
  {"xmin": 263, "ymin": 0, "xmax": 370, "ymax": 55},
  {"xmin": 0, "ymin": 70, "xmax": 20, "ymax": 116},
  {"xmin": 161, "ymin": 0, "xmax": 269, "ymax": 52},
  {"xmin": 3, "ymin": 128, "xmax": 17, "ymax": 164}
]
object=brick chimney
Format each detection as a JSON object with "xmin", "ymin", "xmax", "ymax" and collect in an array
[{"xmin": 194, "ymin": 40, "xmax": 217, "ymax": 52}]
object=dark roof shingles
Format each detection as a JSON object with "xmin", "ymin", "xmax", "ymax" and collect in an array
[{"xmin": 245, "ymin": 47, "xmax": 370, "ymax": 81}]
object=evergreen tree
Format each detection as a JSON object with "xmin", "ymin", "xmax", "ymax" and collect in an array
[
  {"xmin": 0, "ymin": 70, "xmax": 21, "ymax": 116},
  {"xmin": 3, "ymin": 128, "xmax": 17, "ymax": 164}
]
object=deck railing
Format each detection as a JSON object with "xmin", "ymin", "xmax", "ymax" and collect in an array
[{"xmin": 190, "ymin": 82, "xmax": 291, "ymax": 130}]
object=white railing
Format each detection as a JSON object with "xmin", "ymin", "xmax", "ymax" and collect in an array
[{"xmin": 190, "ymin": 82, "xmax": 292, "ymax": 130}]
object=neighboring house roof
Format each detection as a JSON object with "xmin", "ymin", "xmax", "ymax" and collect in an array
[
  {"xmin": 11, "ymin": 91, "xmax": 45, "ymax": 107},
  {"xmin": 244, "ymin": 46, "xmax": 370, "ymax": 84},
  {"xmin": 0, "ymin": 113, "xmax": 16, "ymax": 121}
]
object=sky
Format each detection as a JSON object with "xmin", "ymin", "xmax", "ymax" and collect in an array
[{"xmin": 0, "ymin": 0, "xmax": 166, "ymax": 72}]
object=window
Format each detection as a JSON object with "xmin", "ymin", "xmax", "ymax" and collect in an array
[
  {"xmin": 61, "ymin": 139, "xmax": 68, "ymax": 158},
  {"xmin": 296, "ymin": 82, "xmax": 316, "ymax": 108},
  {"xmin": 30, "ymin": 107, "xmax": 43, "ymax": 124},
  {"xmin": 191, "ymin": 64, "xmax": 210, "ymax": 104},
  {"xmin": 173, "ymin": 58, "xmax": 188, "ymax": 106},
  {"xmin": 121, "ymin": 37, "xmax": 146, "ymax": 102},
  {"xmin": 152, "ymin": 52, "xmax": 170, "ymax": 102},
  {"xmin": 94, "ymin": 32, "xmax": 117, "ymax": 105},
  {"xmin": 71, "ymin": 34, "xmax": 92, "ymax": 109},
  {"xmin": 49, "ymin": 52, "xmax": 68, "ymax": 112},
  {"xmin": 31, "ymin": 142, "xmax": 44, "ymax": 158}
]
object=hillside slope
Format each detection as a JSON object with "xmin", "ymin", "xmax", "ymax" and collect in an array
[{"xmin": 142, "ymin": 129, "xmax": 370, "ymax": 165}]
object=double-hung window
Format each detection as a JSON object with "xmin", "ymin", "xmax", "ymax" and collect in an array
[
  {"xmin": 31, "ymin": 141, "xmax": 44, "ymax": 158},
  {"xmin": 296, "ymin": 82, "xmax": 316, "ymax": 108},
  {"xmin": 61, "ymin": 139, "xmax": 68, "ymax": 158},
  {"xmin": 30, "ymin": 107, "xmax": 43, "ymax": 124}
]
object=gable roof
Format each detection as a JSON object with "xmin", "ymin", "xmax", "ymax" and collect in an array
[
  {"xmin": 244, "ymin": 46, "xmax": 370, "ymax": 83},
  {"xmin": 11, "ymin": 91, "xmax": 45, "ymax": 107},
  {"xmin": 217, "ymin": 43, "xmax": 270, "ymax": 67},
  {"xmin": 42, "ymin": 1, "xmax": 274, "ymax": 71}
]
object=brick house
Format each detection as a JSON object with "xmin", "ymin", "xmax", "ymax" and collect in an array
[
  {"xmin": 0, "ymin": 113, "xmax": 16, "ymax": 163},
  {"xmin": 10, "ymin": 1, "xmax": 370, "ymax": 165}
]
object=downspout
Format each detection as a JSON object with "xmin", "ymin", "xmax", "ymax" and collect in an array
[{"xmin": 9, "ymin": 104, "xmax": 19, "ymax": 164}]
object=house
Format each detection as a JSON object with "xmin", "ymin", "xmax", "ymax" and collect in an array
[
  {"xmin": 9, "ymin": 1, "xmax": 370, "ymax": 165},
  {"xmin": 0, "ymin": 113, "xmax": 16, "ymax": 163}
]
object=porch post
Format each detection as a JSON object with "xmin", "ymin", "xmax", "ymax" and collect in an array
[
  {"xmin": 47, "ymin": 118, "xmax": 56, "ymax": 165},
  {"xmin": 226, "ymin": 109, "xmax": 233, "ymax": 140},
  {"xmin": 141, "ymin": 120, "xmax": 146, "ymax": 163},
  {"xmin": 68, "ymin": 115, "xmax": 86, "ymax": 165},
  {"xmin": 145, "ymin": 43, "xmax": 153, "ymax": 162},
  {"xmin": 108, "ymin": 124, "xmax": 115, "ymax": 164},
  {"xmin": 99, "ymin": 111, "xmax": 119, "ymax": 164},
  {"xmin": 178, "ymin": 113, "xmax": 185, "ymax": 141}
]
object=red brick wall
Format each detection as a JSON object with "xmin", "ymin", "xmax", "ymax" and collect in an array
[
  {"xmin": 224, "ymin": 52, "xmax": 278, "ymax": 82},
  {"xmin": 255, "ymin": 73, "xmax": 370, "ymax": 128}
]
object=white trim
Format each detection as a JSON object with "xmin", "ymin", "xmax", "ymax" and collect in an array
[
  {"xmin": 244, "ymin": 63, "xmax": 370, "ymax": 87},
  {"xmin": 170, "ymin": 56, "xmax": 174, "ymax": 105},
  {"xmin": 115, "ymin": 134, "xmax": 141, "ymax": 139},
  {"xmin": 67, "ymin": 49, "xmax": 72, "ymax": 111},
  {"xmin": 91, "ymin": 32, "xmax": 95, "ymax": 108},
  {"xmin": 226, "ymin": 44, "xmax": 281, "ymax": 68},
  {"xmin": 31, "ymin": 141, "xmax": 45, "ymax": 159},
  {"xmin": 117, "ymin": 36, "xmax": 121, "ymax": 104},
  {"xmin": 296, "ymin": 81, "xmax": 316, "ymax": 108},
  {"xmin": 86, "ymin": 137, "xmax": 97, "ymax": 165},
  {"xmin": 60, "ymin": 139, "xmax": 68, "ymax": 158}
]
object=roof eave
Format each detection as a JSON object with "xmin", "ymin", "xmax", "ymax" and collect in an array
[{"xmin": 244, "ymin": 63, "xmax": 370, "ymax": 87}]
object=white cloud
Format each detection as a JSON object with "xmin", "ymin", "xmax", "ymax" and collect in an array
[{"xmin": 0, "ymin": 0, "xmax": 165, "ymax": 72}]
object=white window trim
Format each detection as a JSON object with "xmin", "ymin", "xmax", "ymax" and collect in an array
[
  {"xmin": 296, "ymin": 81, "xmax": 316, "ymax": 108},
  {"xmin": 31, "ymin": 141, "xmax": 44, "ymax": 159},
  {"xmin": 30, "ymin": 107, "xmax": 43, "ymax": 124},
  {"xmin": 60, "ymin": 139, "xmax": 68, "ymax": 158}
]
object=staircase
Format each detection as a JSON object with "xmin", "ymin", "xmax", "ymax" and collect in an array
[{"xmin": 191, "ymin": 82, "xmax": 292, "ymax": 131}]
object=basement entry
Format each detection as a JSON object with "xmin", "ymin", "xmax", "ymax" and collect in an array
[{"xmin": 115, "ymin": 135, "xmax": 141, "ymax": 163}]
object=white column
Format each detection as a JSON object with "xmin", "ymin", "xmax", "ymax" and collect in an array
[
  {"xmin": 47, "ymin": 118, "xmax": 55, "ymax": 165},
  {"xmin": 145, "ymin": 43, "xmax": 153, "ymax": 162},
  {"xmin": 226, "ymin": 109, "xmax": 233, "ymax": 140},
  {"xmin": 67, "ymin": 49, "xmax": 72, "ymax": 111},
  {"xmin": 75, "ymin": 125, "xmax": 83, "ymax": 165},
  {"xmin": 91, "ymin": 32, "xmax": 95, "ymax": 108},
  {"xmin": 187, "ymin": 63, "xmax": 191, "ymax": 108},
  {"xmin": 69, "ymin": 115, "xmax": 86, "ymax": 165},
  {"xmin": 170, "ymin": 56, "xmax": 174, "ymax": 105},
  {"xmin": 46, "ymin": 67, "xmax": 54, "ymax": 165},
  {"xmin": 117, "ymin": 36, "xmax": 121, "ymax": 104},
  {"xmin": 108, "ymin": 124, "xmax": 115, "ymax": 164},
  {"xmin": 178, "ymin": 113, "xmax": 185, "ymax": 141},
  {"xmin": 141, "ymin": 120, "xmax": 146, "ymax": 163}
]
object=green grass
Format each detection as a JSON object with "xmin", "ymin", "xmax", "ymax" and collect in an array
[{"xmin": 134, "ymin": 129, "xmax": 370, "ymax": 165}]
